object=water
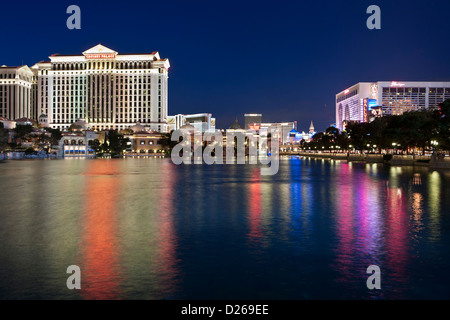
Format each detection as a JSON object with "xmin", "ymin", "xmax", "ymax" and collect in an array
[{"xmin": 0, "ymin": 157, "xmax": 449, "ymax": 300}]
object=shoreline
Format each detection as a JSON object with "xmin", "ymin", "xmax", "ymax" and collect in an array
[
  {"xmin": 2, "ymin": 152, "xmax": 450, "ymax": 169},
  {"xmin": 284, "ymin": 152, "xmax": 450, "ymax": 169}
]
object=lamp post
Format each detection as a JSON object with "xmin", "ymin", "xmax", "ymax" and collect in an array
[{"xmin": 431, "ymin": 140, "xmax": 438, "ymax": 153}]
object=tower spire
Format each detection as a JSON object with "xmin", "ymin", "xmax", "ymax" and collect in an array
[{"xmin": 309, "ymin": 121, "xmax": 315, "ymax": 133}]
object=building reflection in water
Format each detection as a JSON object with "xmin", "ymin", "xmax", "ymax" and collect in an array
[
  {"xmin": 411, "ymin": 192, "xmax": 424, "ymax": 238},
  {"xmin": 333, "ymin": 163, "xmax": 416, "ymax": 296},
  {"xmin": 334, "ymin": 163, "xmax": 356, "ymax": 285},
  {"xmin": 413, "ymin": 173, "xmax": 422, "ymax": 185},
  {"xmin": 153, "ymin": 160, "xmax": 179, "ymax": 296},
  {"xmin": 385, "ymin": 183, "xmax": 409, "ymax": 294},
  {"xmin": 79, "ymin": 159, "xmax": 180, "ymax": 299},
  {"xmin": 247, "ymin": 169, "xmax": 263, "ymax": 246},
  {"xmin": 354, "ymin": 169, "xmax": 383, "ymax": 260},
  {"xmin": 81, "ymin": 160, "xmax": 122, "ymax": 300},
  {"xmin": 428, "ymin": 171, "xmax": 441, "ymax": 241}
]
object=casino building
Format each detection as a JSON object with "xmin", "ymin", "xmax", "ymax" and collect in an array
[
  {"xmin": 167, "ymin": 113, "xmax": 216, "ymax": 133},
  {"xmin": 336, "ymin": 81, "xmax": 450, "ymax": 131},
  {"xmin": 0, "ymin": 65, "xmax": 36, "ymax": 121},
  {"xmin": 28, "ymin": 44, "xmax": 170, "ymax": 132}
]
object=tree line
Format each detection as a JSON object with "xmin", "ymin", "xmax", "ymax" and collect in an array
[{"xmin": 302, "ymin": 99, "xmax": 450, "ymax": 154}]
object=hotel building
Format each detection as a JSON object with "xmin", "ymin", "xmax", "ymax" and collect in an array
[
  {"xmin": 167, "ymin": 113, "xmax": 216, "ymax": 133},
  {"xmin": 241, "ymin": 113, "xmax": 297, "ymax": 145},
  {"xmin": 32, "ymin": 44, "xmax": 170, "ymax": 132},
  {"xmin": 260, "ymin": 121, "xmax": 297, "ymax": 145},
  {"xmin": 244, "ymin": 114, "xmax": 262, "ymax": 130},
  {"xmin": 0, "ymin": 66, "xmax": 35, "ymax": 121},
  {"xmin": 336, "ymin": 81, "xmax": 450, "ymax": 131}
]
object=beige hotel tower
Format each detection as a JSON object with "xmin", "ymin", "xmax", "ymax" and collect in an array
[{"xmin": 1, "ymin": 44, "xmax": 170, "ymax": 132}]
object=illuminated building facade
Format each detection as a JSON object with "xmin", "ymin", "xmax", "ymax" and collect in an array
[
  {"xmin": 59, "ymin": 131, "xmax": 96, "ymax": 158},
  {"xmin": 32, "ymin": 44, "xmax": 170, "ymax": 132},
  {"xmin": 244, "ymin": 114, "xmax": 262, "ymax": 130},
  {"xmin": 260, "ymin": 122, "xmax": 297, "ymax": 145},
  {"xmin": 0, "ymin": 66, "xmax": 35, "ymax": 121},
  {"xmin": 167, "ymin": 113, "xmax": 216, "ymax": 133},
  {"xmin": 336, "ymin": 81, "xmax": 450, "ymax": 131},
  {"xmin": 128, "ymin": 130, "xmax": 165, "ymax": 154},
  {"xmin": 242, "ymin": 113, "xmax": 297, "ymax": 145}
]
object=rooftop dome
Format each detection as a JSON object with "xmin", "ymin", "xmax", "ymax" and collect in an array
[
  {"xmin": 180, "ymin": 122, "xmax": 196, "ymax": 131},
  {"xmin": 130, "ymin": 122, "xmax": 145, "ymax": 133},
  {"xmin": 229, "ymin": 119, "xmax": 242, "ymax": 130}
]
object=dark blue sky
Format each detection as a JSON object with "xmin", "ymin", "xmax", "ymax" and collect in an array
[{"xmin": 2, "ymin": 0, "xmax": 450, "ymax": 131}]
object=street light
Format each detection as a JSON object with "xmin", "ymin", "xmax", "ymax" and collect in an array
[{"xmin": 431, "ymin": 140, "xmax": 438, "ymax": 152}]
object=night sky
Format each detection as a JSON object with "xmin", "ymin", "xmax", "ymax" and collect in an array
[{"xmin": 2, "ymin": 0, "xmax": 450, "ymax": 131}]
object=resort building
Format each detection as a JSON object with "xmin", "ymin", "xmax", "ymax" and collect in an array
[
  {"xmin": 288, "ymin": 121, "xmax": 316, "ymax": 144},
  {"xmin": 58, "ymin": 131, "xmax": 96, "ymax": 158},
  {"xmin": 0, "ymin": 66, "xmax": 35, "ymax": 121},
  {"xmin": 336, "ymin": 81, "xmax": 450, "ymax": 131},
  {"xmin": 127, "ymin": 130, "xmax": 165, "ymax": 154},
  {"xmin": 32, "ymin": 44, "xmax": 170, "ymax": 132},
  {"xmin": 241, "ymin": 113, "xmax": 297, "ymax": 145},
  {"xmin": 167, "ymin": 113, "xmax": 216, "ymax": 133},
  {"xmin": 260, "ymin": 121, "xmax": 297, "ymax": 145},
  {"xmin": 244, "ymin": 114, "xmax": 262, "ymax": 130}
]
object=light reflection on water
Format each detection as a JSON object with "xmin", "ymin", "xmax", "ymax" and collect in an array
[{"xmin": 0, "ymin": 157, "xmax": 449, "ymax": 299}]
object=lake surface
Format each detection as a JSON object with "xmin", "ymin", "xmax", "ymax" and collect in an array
[{"xmin": 0, "ymin": 157, "xmax": 449, "ymax": 300}]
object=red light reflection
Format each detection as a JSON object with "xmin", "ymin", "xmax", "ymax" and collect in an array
[{"xmin": 81, "ymin": 160, "xmax": 122, "ymax": 300}]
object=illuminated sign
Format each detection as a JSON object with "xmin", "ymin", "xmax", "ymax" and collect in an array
[
  {"xmin": 342, "ymin": 120, "xmax": 349, "ymax": 131},
  {"xmin": 85, "ymin": 54, "xmax": 116, "ymax": 59},
  {"xmin": 370, "ymin": 84, "xmax": 378, "ymax": 98},
  {"xmin": 249, "ymin": 124, "xmax": 260, "ymax": 131},
  {"xmin": 344, "ymin": 89, "xmax": 350, "ymax": 94},
  {"xmin": 368, "ymin": 99, "xmax": 377, "ymax": 110},
  {"xmin": 363, "ymin": 98, "xmax": 369, "ymax": 123},
  {"xmin": 391, "ymin": 81, "xmax": 405, "ymax": 87}
]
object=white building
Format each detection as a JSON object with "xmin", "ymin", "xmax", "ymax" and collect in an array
[
  {"xmin": 59, "ymin": 131, "xmax": 97, "ymax": 158},
  {"xmin": 0, "ymin": 65, "xmax": 34, "ymax": 121},
  {"xmin": 336, "ymin": 81, "xmax": 450, "ymax": 131},
  {"xmin": 260, "ymin": 121, "xmax": 297, "ymax": 145},
  {"xmin": 167, "ymin": 113, "xmax": 216, "ymax": 133},
  {"xmin": 32, "ymin": 44, "xmax": 170, "ymax": 132}
]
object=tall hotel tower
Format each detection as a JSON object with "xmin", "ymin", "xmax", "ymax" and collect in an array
[
  {"xmin": 0, "ymin": 66, "xmax": 36, "ymax": 121},
  {"xmin": 33, "ymin": 44, "xmax": 170, "ymax": 132}
]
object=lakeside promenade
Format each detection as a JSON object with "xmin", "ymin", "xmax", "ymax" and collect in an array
[{"xmin": 282, "ymin": 152, "xmax": 450, "ymax": 169}]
